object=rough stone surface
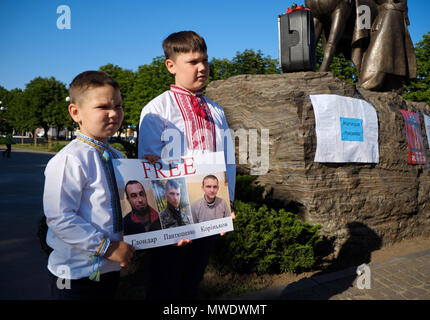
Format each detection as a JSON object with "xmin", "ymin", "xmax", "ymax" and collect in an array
[{"xmin": 205, "ymin": 72, "xmax": 430, "ymax": 255}]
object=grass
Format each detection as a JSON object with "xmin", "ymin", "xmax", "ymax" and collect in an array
[{"xmin": 13, "ymin": 140, "xmax": 69, "ymax": 153}]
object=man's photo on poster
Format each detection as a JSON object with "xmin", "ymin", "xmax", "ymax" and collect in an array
[
  {"xmin": 186, "ymin": 173, "xmax": 231, "ymax": 223},
  {"xmin": 151, "ymin": 178, "xmax": 193, "ymax": 229},
  {"xmin": 121, "ymin": 180, "xmax": 161, "ymax": 236}
]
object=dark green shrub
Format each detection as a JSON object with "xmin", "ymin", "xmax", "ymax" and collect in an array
[
  {"xmin": 110, "ymin": 142, "xmax": 125, "ymax": 153},
  {"xmin": 234, "ymin": 174, "xmax": 265, "ymax": 204},
  {"xmin": 211, "ymin": 200, "xmax": 322, "ymax": 274},
  {"xmin": 109, "ymin": 140, "xmax": 137, "ymax": 158}
]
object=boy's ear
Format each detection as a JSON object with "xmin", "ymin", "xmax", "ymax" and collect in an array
[
  {"xmin": 165, "ymin": 59, "xmax": 176, "ymax": 75},
  {"xmin": 68, "ymin": 104, "xmax": 81, "ymax": 124}
]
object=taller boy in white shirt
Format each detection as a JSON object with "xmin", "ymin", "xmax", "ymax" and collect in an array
[
  {"xmin": 138, "ymin": 31, "xmax": 236, "ymax": 299},
  {"xmin": 43, "ymin": 71, "xmax": 135, "ymax": 299}
]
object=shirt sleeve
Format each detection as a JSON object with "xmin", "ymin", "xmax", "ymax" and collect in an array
[
  {"xmin": 138, "ymin": 103, "xmax": 166, "ymax": 159},
  {"xmin": 43, "ymin": 154, "xmax": 110, "ymax": 256},
  {"xmin": 221, "ymin": 116, "xmax": 236, "ymax": 203}
]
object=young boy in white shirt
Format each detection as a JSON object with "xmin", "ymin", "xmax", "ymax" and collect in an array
[
  {"xmin": 43, "ymin": 71, "xmax": 135, "ymax": 300},
  {"xmin": 138, "ymin": 31, "xmax": 236, "ymax": 299}
]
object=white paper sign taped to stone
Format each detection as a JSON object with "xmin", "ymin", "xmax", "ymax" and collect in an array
[{"xmin": 310, "ymin": 94, "xmax": 379, "ymax": 163}]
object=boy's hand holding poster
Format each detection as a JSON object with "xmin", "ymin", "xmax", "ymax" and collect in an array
[{"xmin": 113, "ymin": 152, "xmax": 233, "ymax": 249}]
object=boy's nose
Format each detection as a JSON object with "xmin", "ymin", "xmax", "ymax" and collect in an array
[
  {"xmin": 198, "ymin": 62, "xmax": 208, "ymax": 71},
  {"xmin": 109, "ymin": 108, "xmax": 121, "ymax": 118}
]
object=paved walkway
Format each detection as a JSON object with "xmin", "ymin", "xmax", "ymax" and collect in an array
[
  {"xmin": 238, "ymin": 248, "xmax": 430, "ymax": 300},
  {"xmin": 0, "ymin": 148, "xmax": 54, "ymax": 299}
]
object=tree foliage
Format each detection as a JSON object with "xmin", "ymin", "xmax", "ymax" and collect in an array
[
  {"xmin": 209, "ymin": 49, "xmax": 280, "ymax": 82},
  {"xmin": 403, "ymin": 32, "xmax": 430, "ymax": 105},
  {"xmin": 7, "ymin": 89, "xmax": 36, "ymax": 133},
  {"xmin": 125, "ymin": 56, "xmax": 174, "ymax": 126},
  {"xmin": 315, "ymin": 40, "xmax": 358, "ymax": 85},
  {"xmin": 23, "ymin": 77, "xmax": 69, "ymax": 137},
  {"xmin": 0, "ymin": 86, "xmax": 12, "ymax": 132}
]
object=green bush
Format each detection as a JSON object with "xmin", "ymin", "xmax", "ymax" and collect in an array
[
  {"xmin": 109, "ymin": 140, "xmax": 137, "ymax": 158},
  {"xmin": 234, "ymin": 174, "xmax": 265, "ymax": 204},
  {"xmin": 110, "ymin": 142, "xmax": 125, "ymax": 153},
  {"xmin": 211, "ymin": 200, "xmax": 322, "ymax": 274}
]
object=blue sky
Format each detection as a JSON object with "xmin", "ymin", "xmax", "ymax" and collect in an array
[{"xmin": 0, "ymin": 0, "xmax": 429, "ymax": 91}]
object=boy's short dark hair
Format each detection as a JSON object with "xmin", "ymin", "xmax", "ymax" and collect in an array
[
  {"xmin": 162, "ymin": 31, "xmax": 207, "ymax": 60},
  {"xmin": 69, "ymin": 70, "xmax": 119, "ymax": 105}
]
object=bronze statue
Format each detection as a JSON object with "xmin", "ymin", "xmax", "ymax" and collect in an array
[
  {"xmin": 356, "ymin": 0, "xmax": 416, "ymax": 91},
  {"xmin": 305, "ymin": 0, "xmax": 416, "ymax": 91},
  {"xmin": 305, "ymin": 0, "xmax": 354, "ymax": 72}
]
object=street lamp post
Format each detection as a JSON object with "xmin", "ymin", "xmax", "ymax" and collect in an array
[{"xmin": 0, "ymin": 101, "xmax": 7, "ymax": 112}]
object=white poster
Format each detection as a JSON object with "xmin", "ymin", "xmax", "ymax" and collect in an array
[
  {"xmin": 113, "ymin": 152, "xmax": 233, "ymax": 250},
  {"xmin": 310, "ymin": 94, "xmax": 379, "ymax": 163},
  {"xmin": 423, "ymin": 113, "xmax": 430, "ymax": 150}
]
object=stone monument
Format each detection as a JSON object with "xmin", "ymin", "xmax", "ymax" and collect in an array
[{"xmin": 206, "ymin": 72, "xmax": 430, "ymax": 255}]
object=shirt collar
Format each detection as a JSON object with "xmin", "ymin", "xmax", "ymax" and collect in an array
[
  {"xmin": 76, "ymin": 132, "xmax": 110, "ymax": 151},
  {"xmin": 205, "ymin": 196, "xmax": 217, "ymax": 208},
  {"xmin": 170, "ymin": 85, "xmax": 202, "ymax": 97}
]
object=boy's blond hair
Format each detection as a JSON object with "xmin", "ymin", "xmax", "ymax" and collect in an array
[{"xmin": 162, "ymin": 31, "xmax": 207, "ymax": 60}]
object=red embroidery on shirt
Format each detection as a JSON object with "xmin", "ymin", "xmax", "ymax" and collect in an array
[{"xmin": 171, "ymin": 85, "xmax": 216, "ymax": 151}]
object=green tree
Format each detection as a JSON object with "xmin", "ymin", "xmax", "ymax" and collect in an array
[
  {"xmin": 0, "ymin": 86, "xmax": 11, "ymax": 132},
  {"xmin": 230, "ymin": 49, "xmax": 280, "ymax": 76},
  {"xmin": 315, "ymin": 40, "xmax": 357, "ymax": 84},
  {"xmin": 7, "ymin": 88, "xmax": 38, "ymax": 136},
  {"xmin": 0, "ymin": 86, "xmax": 8, "ymax": 104},
  {"xmin": 329, "ymin": 53, "xmax": 358, "ymax": 85},
  {"xmin": 209, "ymin": 57, "xmax": 234, "ymax": 81},
  {"xmin": 23, "ymin": 77, "xmax": 69, "ymax": 140},
  {"xmin": 403, "ymin": 32, "xmax": 430, "ymax": 105},
  {"xmin": 42, "ymin": 81, "xmax": 70, "ymax": 138},
  {"xmin": 126, "ymin": 56, "xmax": 174, "ymax": 126},
  {"xmin": 209, "ymin": 49, "xmax": 280, "ymax": 82}
]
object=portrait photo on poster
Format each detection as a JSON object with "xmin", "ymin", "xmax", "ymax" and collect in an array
[{"xmin": 112, "ymin": 152, "xmax": 234, "ymax": 249}]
